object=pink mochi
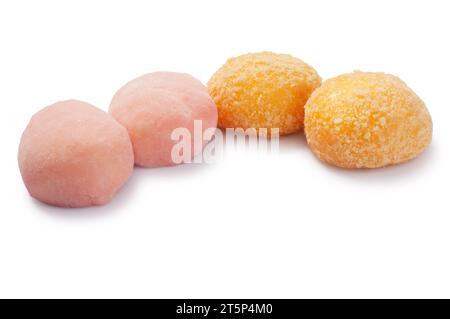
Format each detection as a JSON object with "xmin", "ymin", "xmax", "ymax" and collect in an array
[
  {"xmin": 18, "ymin": 100, "xmax": 134, "ymax": 208},
  {"xmin": 109, "ymin": 72, "xmax": 218, "ymax": 167}
]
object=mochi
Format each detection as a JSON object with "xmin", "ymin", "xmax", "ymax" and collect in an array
[
  {"xmin": 18, "ymin": 100, "xmax": 134, "ymax": 208},
  {"xmin": 109, "ymin": 72, "xmax": 218, "ymax": 167},
  {"xmin": 208, "ymin": 52, "xmax": 321, "ymax": 136},
  {"xmin": 304, "ymin": 72, "xmax": 432, "ymax": 168}
]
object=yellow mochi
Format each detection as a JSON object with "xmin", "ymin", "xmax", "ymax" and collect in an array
[
  {"xmin": 304, "ymin": 72, "xmax": 433, "ymax": 168},
  {"xmin": 208, "ymin": 52, "xmax": 321, "ymax": 135}
]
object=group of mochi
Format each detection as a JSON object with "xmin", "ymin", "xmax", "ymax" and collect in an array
[
  {"xmin": 18, "ymin": 52, "xmax": 433, "ymax": 208},
  {"xmin": 19, "ymin": 72, "xmax": 218, "ymax": 207}
]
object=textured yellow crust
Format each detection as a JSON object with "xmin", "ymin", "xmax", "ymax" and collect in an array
[
  {"xmin": 304, "ymin": 72, "xmax": 432, "ymax": 168},
  {"xmin": 207, "ymin": 52, "xmax": 321, "ymax": 135}
]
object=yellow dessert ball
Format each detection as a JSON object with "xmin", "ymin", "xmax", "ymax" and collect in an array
[
  {"xmin": 304, "ymin": 72, "xmax": 432, "ymax": 168},
  {"xmin": 207, "ymin": 52, "xmax": 321, "ymax": 135}
]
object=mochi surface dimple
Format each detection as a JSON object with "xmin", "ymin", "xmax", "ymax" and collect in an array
[
  {"xmin": 109, "ymin": 72, "xmax": 218, "ymax": 167},
  {"xmin": 18, "ymin": 100, "xmax": 134, "ymax": 207}
]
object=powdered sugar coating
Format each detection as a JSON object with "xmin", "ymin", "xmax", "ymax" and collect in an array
[
  {"xmin": 207, "ymin": 52, "xmax": 321, "ymax": 135},
  {"xmin": 18, "ymin": 100, "xmax": 134, "ymax": 207},
  {"xmin": 304, "ymin": 72, "xmax": 432, "ymax": 168}
]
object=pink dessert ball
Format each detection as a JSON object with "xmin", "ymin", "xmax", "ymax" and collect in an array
[
  {"xmin": 18, "ymin": 100, "xmax": 134, "ymax": 208},
  {"xmin": 109, "ymin": 72, "xmax": 218, "ymax": 167}
]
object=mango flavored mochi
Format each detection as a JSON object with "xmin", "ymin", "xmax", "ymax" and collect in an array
[
  {"xmin": 304, "ymin": 72, "xmax": 432, "ymax": 168},
  {"xmin": 207, "ymin": 52, "xmax": 321, "ymax": 135}
]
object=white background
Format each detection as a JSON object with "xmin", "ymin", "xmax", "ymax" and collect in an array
[{"xmin": 1, "ymin": 0, "xmax": 449, "ymax": 298}]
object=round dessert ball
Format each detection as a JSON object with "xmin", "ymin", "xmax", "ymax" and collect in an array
[
  {"xmin": 207, "ymin": 52, "xmax": 321, "ymax": 135},
  {"xmin": 18, "ymin": 100, "xmax": 134, "ymax": 208},
  {"xmin": 109, "ymin": 72, "xmax": 218, "ymax": 167},
  {"xmin": 304, "ymin": 72, "xmax": 432, "ymax": 168}
]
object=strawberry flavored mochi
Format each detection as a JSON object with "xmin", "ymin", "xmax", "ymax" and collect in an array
[
  {"xmin": 18, "ymin": 100, "xmax": 134, "ymax": 207},
  {"xmin": 109, "ymin": 72, "xmax": 218, "ymax": 167}
]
